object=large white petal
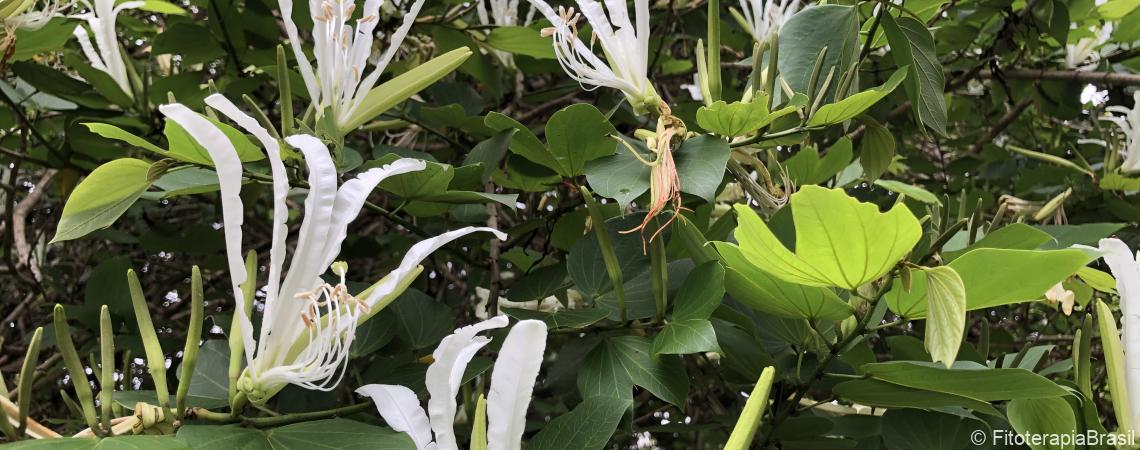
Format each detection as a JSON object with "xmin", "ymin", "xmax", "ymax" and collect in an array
[
  {"xmin": 318, "ymin": 158, "xmax": 427, "ymax": 269},
  {"xmin": 204, "ymin": 94, "xmax": 292, "ymax": 352},
  {"xmin": 486, "ymin": 320, "xmax": 547, "ymax": 450},
  {"xmin": 362, "ymin": 227, "xmax": 508, "ymax": 308},
  {"xmin": 1098, "ymin": 237, "xmax": 1140, "ymax": 426},
  {"xmin": 277, "ymin": 0, "xmax": 319, "ymax": 105},
  {"xmin": 356, "ymin": 384, "xmax": 435, "ymax": 450},
  {"xmin": 158, "ymin": 103, "xmax": 253, "ymax": 360},
  {"xmin": 426, "ymin": 315, "xmax": 510, "ymax": 450}
]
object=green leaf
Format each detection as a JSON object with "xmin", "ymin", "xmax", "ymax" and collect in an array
[
  {"xmin": 389, "ymin": 289, "xmax": 454, "ymax": 350},
  {"xmin": 527, "ymin": 396, "xmax": 631, "ymax": 450},
  {"xmin": 777, "ymin": 5, "xmax": 860, "ymax": 104},
  {"xmin": 485, "ymin": 112, "xmax": 560, "ymax": 170},
  {"xmin": 881, "ymin": 14, "xmax": 948, "ymax": 136},
  {"xmin": 714, "ymin": 242, "xmax": 853, "ymax": 320},
  {"xmin": 873, "ymin": 179, "xmax": 941, "ymax": 205},
  {"xmin": 674, "ymin": 135, "xmax": 732, "ymax": 202},
  {"xmin": 5, "ymin": 436, "xmax": 188, "ymax": 449},
  {"xmin": 783, "ymin": 138, "xmax": 854, "ymax": 186},
  {"xmin": 732, "ymin": 185, "xmax": 922, "ymax": 289},
  {"xmin": 578, "ymin": 336, "xmax": 689, "ymax": 407},
  {"xmin": 545, "ymin": 104, "xmax": 617, "ymax": 177},
  {"xmin": 137, "ymin": 0, "xmax": 188, "ymax": 14},
  {"xmin": 858, "ymin": 118, "xmax": 896, "ymax": 181},
  {"xmin": 502, "ymin": 308, "xmax": 609, "ymax": 330},
  {"xmin": 695, "ymin": 93, "xmax": 806, "ymax": 137},
  {"xmin": 52, "ymin": 158, "xmax": 154, "ymax": 243},
  {"xmin": 942, "ymin": 222, "xmax": 1053, "ymax": 261},
  {"xmin": 11, "ymin": 19, "xmax": 78, "ymax": 61},
  {"xmin": 862, "ymin": 361, "xmax": 1070, "ymax": 400},
  {"xmin": 921, "ymin": 266, "xmax": 966, "ymax": 368},
  {"xmin": 1100, "ymin": 172, "xmax": 1140, "ymax": 191},
  {"xmin": 807, "ymin": 69, "xmax": 907, "ymax": 126},
  {"xmin": 583, "ymin": 137, "xmax": 652, "ymax": 208},
  {"xmin": 341, "ymin": 48, "xmax": 472, "ymax": 134},
  {"xmin": 182, "ymin": 340, "xmax": 229, "ymax": 404},
  {"xmin": 652, "ymin": 319, "xmax": 721, "ymax": 355},
  {"xmin": 176, "ymin": 419, "xmax": 415, "ymax": 450},
  {"xmin": 673, "ymin": 261, "xmax": 725, "ymax": 320},
  {"xmin": 1007, "ymin": 398, "xmax": 1079, "ymax": 450},
  {"xmin": 484, "ymin": 26, "xmax": 555, "ymax": 59},
  {"xmin": 886, "ymin": 248, "xmax": 1095, "ymax": 318},
  {"xmin": 373, "ymin": 154, "xmax": 453, "ymax": 199},
  {"xmin": 832, "ymin": 378, "xmax": 1000, "ymax": 416},
  {"xmin": 464, "ymin": 129, "xmax": 515, "ymax": 183},
  {"xmin": 83, "ymin": 123, "xmax": 165, "ymax": 155},
  {"xmin": 880, "ymin": 409, "xmax": 987, "ymax": 450},
  {"xmin": 163, "ymin": 117, "xmax": 265, "ymax": 164},
  {"xmin": 1036, "ymin": 223, "xmax": 1125, "ymax": 249}
]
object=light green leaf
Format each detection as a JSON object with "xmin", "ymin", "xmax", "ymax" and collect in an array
[
  {"xmin": 52, "ymin": 158, "xmax": 154, "ymax": 243},
  {"xmin": 873, "ymin": 179, "xmax": 941, "ymax": 205},
  {"xmin": 84, "ymin": 123, "xmax": 166, "ymax": 154},
  {"xmin": 732, "ymin": 185, "xmax": 922, "ymax": 289},
  {"xmin": 1007, "ymin": 398, "xmax": 1079, "ymax": 450},
  {"xmin": 784, "ymin": 138, "xmax": 853, "ymax": 186},
  {"xmin": 545, "ymin": 104, "xmax": 617, "ymax": 177},
  {"xmin": 137, "ymin": 0, "xmax": 188, "ymax": 14},
  {"xmin": 484, "ymin": 26, "xmax": 555, "ymax": 59},
  {"xmin": 715, "ymin": 242, "xmax": 853, "ymax": 320},
  {"xmin": 881, "ymin": 14, "xmax": 947, "ymax": 136},
  {"xmin": 652, "ymin": 319, "xmax": 721, "ymax": 355},
  {"xmin": 695, "ymin": 93, "xmax": 807, "ymax": 137},
  {"xmin": 176, "ymin": 419, "xmax": 415, "ymax": 450},
  {"xmin": 921, "ymin": 266, "xmax": 966, "ymax": 368},
  {"xmin": 340, "ymin": 48, "xmax": 472, "ymax": 134},
  {"xmin": 807, "ymin": 69, "xmax": 907, "ymax": 126},
  {"xmin": 886, "ymin": 248, "xmax": 1094, "ymax": 318},
  {"xmin": 1100, "ymin": 172, "xmax": 1140, "ymax": 191},
  {"xmin": 163, "ymin": 117, "xmax": 265, "ymax": 164}
]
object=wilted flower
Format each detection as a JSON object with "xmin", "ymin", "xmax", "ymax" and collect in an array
[
  {"xmin": 279, "ymin": 0, "xmax": 427, "ymax": 129},
  {"xmin": 1103, "ymin": 91, "xmax": 1140, "ymax": 173},
  {"xmin": 160, "ymin": 93, "xmax": 506, "ymax": 405},
  {"xmin": 738, "ymin": 0, "xmax": 800, "ymax": 43},
  {"xmin": 1044, "ymin": 282, "xmax": 1075, "ymax": 315},
  {"xmin": 72, "ymin": 0, "xmax": 139, "ymax": 98},
  {"xmin": 527, "ymin": 0, "xmax": 660, "ymax": 114},
  {"xmin": 357, "ymin": 316, "xmax": 548, "ymax": 450}
]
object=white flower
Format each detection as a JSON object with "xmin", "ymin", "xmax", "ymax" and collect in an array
[
  {"xmin": 738, "ymin": 0, "xmax": 800, "ymax": 43},
  {"xmin": 279, "ymin": 0, "xmax": 426, "ymax": 129},
  {"xmin": 527, "ymin": 0, "xmax": 659, "ymax": 114},
  {"xmin": 159, "ymin": 93, "xmax": 506, "ymax": 404},
  {"xmin": 472, "ymin": 286, "xmax": 562, "ymax": 320},
  {"xmin": 1065, "ymin": 24, "xmax": 1113, "ymax": 71},
  {"xmin": 2, "ymin": 0, "xmax": 71, "ymax": 31},
  {"xmin": 358, "ymin": 316, "xmax": 548, "ymax": 450},
  {"xmin": 1091, "ymin": 238, "xmax": 1140, "ymax": 430},
  {"xmin": 1103, "ymin": 91, "xmax": 1140, "ymax": 173},
  {"xmin": 72, "ymin": 0, "xmax": 140, "ymax": 98},
  {"xmin": 477, "ymin": 0, "xmax": 534, "ymax": 27}
]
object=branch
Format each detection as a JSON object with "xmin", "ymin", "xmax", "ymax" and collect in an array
[
  {"xmin": 970, "ymin": 68, "xmax": 1140, "ymax": 87},
  {"xmin": 962, "ymin": 98, "xmax": 1033, "ymax": 157}
]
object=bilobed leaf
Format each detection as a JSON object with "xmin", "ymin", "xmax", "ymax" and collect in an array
[
  {"xmin": 484, "ymin": 26, "xmax": 555, "ymax": 59},
  {"xmin": 784, "ymin": 138, "xmax": 854, "ymax": 185},
  {"xmin": 674, "ymin": 135, "xmax": 732, "ymax": 202},
  {"xmin": 52, "ymin": 158, "xmax": 154, "ymax": 243},
  {"xmin": 582, "ymin": 136, "xmax": 652, "ymax": 207},
  {"xmin": 886, "ymin": 248, "xmax": 1095, "ymax": 317},
  {"xmin": 695, "ymin": 93, "xmax": 807, "ymax": 137},
  {"xmin": 1007, "ymin": 398, "xmax": 1079, "ymax": 450},
  {"xmin": 578, "ymin": 336, "xmax": 689, "ymax": 407},
  {"xmin": 486, "ymin": 112, "xmax": 560, "ymax": 171},
  {"xmin": 545, "ymin": 104, "xmax": 617, "ymax": 177},
  {"xmin": 862, "ymin": 361, "xmax": 1069, "ymax": 400},
  {"xmin": 921, "ymin": 266, "xmax": 966, "ymax": 368},
  {"xmin": 527, "ymin": 396, "xmax": 631, "ymax": 450},
  {"xmin": 672, "ymin": 261, "xmax": 725, "ymax": 321},
  {"xmin": 732, "ymin": 185, "xmax": 922, "ymax": 289},
  {"xmin": 807, "ymin": 69, "xmax": 907, "ymax": 126},
  {"xmin": 715, "ymin": 242, "xmax": 853, "ymax": 320},
  {"xmin": 652, "ymin": 318, "xmax": 721, "ymax": 355},
  {"xmin": 881, "ymin": 14, "xmax": 948, "ymax": 136}
]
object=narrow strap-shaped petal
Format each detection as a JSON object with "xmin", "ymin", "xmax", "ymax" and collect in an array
[
  {"xmin": 426, "ymin": 316, "xmax": 510, "ymax": 450},
  {"xmin": 344, "ymin": 0, "xmax": 428, "ymax": 123},
  {"xmin": 486, "ymin": 320, "xmax": 547, "ymax": 450},
  {"xmin": 318, "ymin": 158, "xmax": 427, "ymax": 269},
  {"xmin": 361, "ymin": 227, "xmax": 508, "ymax": 308},
  {"xmin": 356, "ymin": 384, "xmax": 435, "ymax": 450},
  {"xmin": 277, "ymin": 0, "xmax": 320, "ymax": 105},
  {"xmin": 204, "ymin": 94, "xmax": 291, "ymax": 352},
  {"xmin": 158, "ymin": 103, "xmax": 254, "ymax": 361}
]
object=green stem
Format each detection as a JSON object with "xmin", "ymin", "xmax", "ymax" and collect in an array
[
  {"xmin": 230, "ymin": 251, "xmax": 258, "ymax": 414},
  {"xmin": 276, "ymin": 45, "xmax": 294, "ymax": 135},
  {"xmin": 242, "ymin": 402, "xmax": 373, "ymax": 427},
  {"xmin": 650, "ymin": 219, "xmax": 668, "ymax": 322},
  {"xmin": 580, "ymin": 186, "xmax": 627, "ymax": 321}
]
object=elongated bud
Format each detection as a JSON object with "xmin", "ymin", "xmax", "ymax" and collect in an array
[
  {"xmin": 1096, "ymin": 300, "xmax": 1133, "ymax": 434},
  {"xmin": 471, "ymin": 394, "xmax": 488, "ymax": 450},
  {"xmin": 725, "ymin": 366, "xmax": 777, "ymax": 449},
  {"xmin": 580, "ymin": 186, "xmax": 626, "ymax": 321},
  {"xmin": 277, "ymin": 45, "xmax": 295, "ymax": 135},
  {"xmin": 99, "ymin": 306, "xmax": 114, "ymax": 434},
  {"xmin": 53, "ymin": 305, "xmax": 101, "ymax": 433},
  {"xmin": 127, "ymin": 270, "xmax": 170, "ymax": 409},
  {"xmin": 176, "ymin": 266, "xmax": 205, "ymax": 419},
  {"xmin": 230, "ymin": 250, "xmax": 258, "ymax": 413},
  {"xmin": 16, "ymin": 327, "xmax": 43, "ymax": 436}
]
